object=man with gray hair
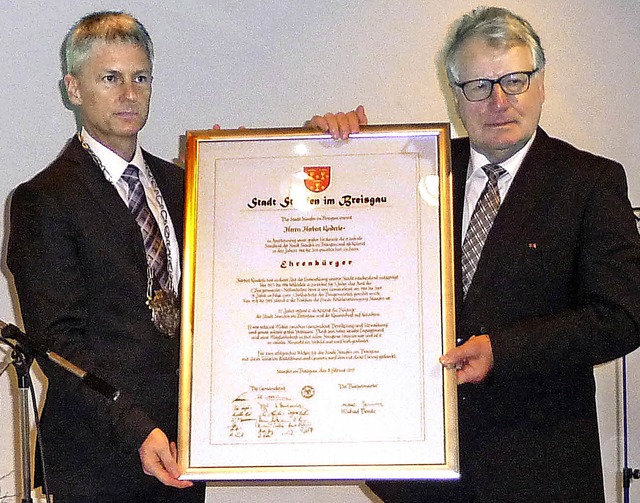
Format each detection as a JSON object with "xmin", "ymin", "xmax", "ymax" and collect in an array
[
  {"xmin": 8, "ymin": 11, "xmax": 205, "ymax": 502},
  {"xmin": 312, "ymin": 6, "xmax": 640, "ymax": 502}
]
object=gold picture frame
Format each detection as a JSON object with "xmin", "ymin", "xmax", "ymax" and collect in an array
[{"xmin": 178, "ymin": 124, "xmax": 458, "ymax": 481}]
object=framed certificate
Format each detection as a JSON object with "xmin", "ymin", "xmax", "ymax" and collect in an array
[{"xmin": 178, "ymin": 124, "xmax": 458, "ymax": 481}]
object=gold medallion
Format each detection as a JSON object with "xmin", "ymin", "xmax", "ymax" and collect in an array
[{"xmin": 147, "ymin": 289, "xmax": 180, "ymax": 338}]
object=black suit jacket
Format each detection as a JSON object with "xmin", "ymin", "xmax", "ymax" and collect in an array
[
  {"xmin": 7, "ymin": 136, "xmax": 189, "ymax": 499},
  {"xmin": 370, "ymin": 128, "xmax": 640, "ymax": 503}
]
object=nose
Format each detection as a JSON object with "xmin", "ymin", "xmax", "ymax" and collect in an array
[
  {"xmin": 120, "ymin": 81, "xmax": 139, "ymax": 101},
  {"xmin": 488, "ymin": 84, "xmax": 510, "ymax": 108}
]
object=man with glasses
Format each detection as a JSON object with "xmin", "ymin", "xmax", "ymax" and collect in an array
[{"xmin": 311, "ymin": 6, "xmax": 640, "ymax": 503}]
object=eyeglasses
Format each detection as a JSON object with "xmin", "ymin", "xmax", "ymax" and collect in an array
[{"xmin": 455, "ymin": 69, "xmax": 540, "ymax": 102}]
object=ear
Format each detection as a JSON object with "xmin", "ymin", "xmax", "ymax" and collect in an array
[
  {"xmin": 64, "ymin": 74, "xmax": 82, "ymax": 106},
  {"xmin": 451, "ymin": 85, "xmax": 463, "ymax": 112},
  {"xmin": 537, "ymin": 68, "xmax": 546, "ymax": 104}
]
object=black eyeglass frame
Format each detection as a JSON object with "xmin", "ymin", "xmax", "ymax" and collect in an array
[{"xmin": 455, "ymin": 68, "xmax": 540, "ymax": 102}]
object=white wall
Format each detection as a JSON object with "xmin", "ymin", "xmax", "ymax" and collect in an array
[{"xmin": 1, "ymin": 1, "xmax": 639, "ymax": 502}]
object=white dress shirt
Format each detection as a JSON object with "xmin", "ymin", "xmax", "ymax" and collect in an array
[{"xmin": 462, "ymin": 132, "xmax": 537, "ymax": 240}]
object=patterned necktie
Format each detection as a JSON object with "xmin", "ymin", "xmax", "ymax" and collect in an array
[
  {"xmin": 461, "ymin": 163, "xmax": 507, "ymax": 297},
  {"xmin": 121, "ymin": 165, "xmax": 170, "ymax": 290}
]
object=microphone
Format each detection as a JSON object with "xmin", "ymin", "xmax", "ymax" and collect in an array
[{"xmin": 0, "ymin": 320, "xmax": 120, "ymax": 401}]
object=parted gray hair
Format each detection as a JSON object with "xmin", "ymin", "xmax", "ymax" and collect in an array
[
  {"xmin": 64, "ymin": 11, "xmax": 154, "ymax": 75},
  {"xmin": 443, "ymin": 6, "xmax": 545, "ymax": 84}
]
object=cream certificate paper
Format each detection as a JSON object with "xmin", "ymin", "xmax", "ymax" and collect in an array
[{"xmin": 180, "ymin": 126, "xmax": 457, "ymax": 480}]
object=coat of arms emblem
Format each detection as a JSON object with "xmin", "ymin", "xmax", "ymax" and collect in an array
[{"xmin": 303, "ymin": 166, "xmax": 331, "ymax": 193}]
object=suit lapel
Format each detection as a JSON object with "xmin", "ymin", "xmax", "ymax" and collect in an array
[
  {"xmin": 451, "ymin": 138, "xmax": 470, "ymax": 314},
  {"xmin": 462, "ymin": 128, "xmax": 559, "ymax": 306},
  {"xmin": 142, "ymin": 150, "xmax": 184, "ymax": 250},
  {"xmin": 64, "ymin": 137, "xmax": 149, "ymax": 273}
]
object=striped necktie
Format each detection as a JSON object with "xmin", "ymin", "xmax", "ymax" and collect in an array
[
  {"xmin": 121, "ymin": 165, "xmax": 169, "ymax": 290},
  {"xmin": 461, "ymin": 163, "xmax": 507, "ymax": 297}
]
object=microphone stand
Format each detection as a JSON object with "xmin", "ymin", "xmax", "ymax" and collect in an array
[
  {"xmin": 1, "ymin": 321, "xmax": 120, "ymax": 502},
  {"xmin": 9, "ymin": 341, "xmax": 35, "ymax": 503}
]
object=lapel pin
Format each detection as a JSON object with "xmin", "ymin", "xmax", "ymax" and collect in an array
[{"xmin": 528, "ymin": 243, "xmax": 537, "ymax": 249}]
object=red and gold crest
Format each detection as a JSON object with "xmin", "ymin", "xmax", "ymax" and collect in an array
[{"xmin": 304, "ymin": 166, "xmax": 331, "ymax": 193}]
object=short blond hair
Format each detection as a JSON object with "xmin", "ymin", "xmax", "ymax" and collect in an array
[{"xmin": 64, "ymin": 11, "xmax": 153, "ymax": 75}]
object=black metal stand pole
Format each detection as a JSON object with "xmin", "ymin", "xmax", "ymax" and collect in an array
[{"xmin": 11, "ymin": 348, "xmax": 34, "ymax": 503}]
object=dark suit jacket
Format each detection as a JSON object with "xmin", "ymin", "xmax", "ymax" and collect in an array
[
  {"xmin": 370, "ymin": 128, "xmax": 640, "ymax": 503},
  {"xmin": 7, "ymin": 136, "xmax": 191, "ymax": 499}
]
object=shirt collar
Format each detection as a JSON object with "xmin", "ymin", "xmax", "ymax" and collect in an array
[
  {"xmin": 80, "ymin": 127, "xmax": 145, "ymax": 181},
  {"xmin": 467, "ymin": 131, "xmax": 537, "ymax": 182}
]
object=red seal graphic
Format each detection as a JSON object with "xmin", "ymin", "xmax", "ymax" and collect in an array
[{"xmin": 304, "ymin": 166, "xmax": 331, "ymax": 193}]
